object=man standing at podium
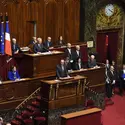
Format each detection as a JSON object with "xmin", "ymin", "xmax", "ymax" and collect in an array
[{"xmin": 56, "ymin": 59, "xmax": 69, "ymax": 79}]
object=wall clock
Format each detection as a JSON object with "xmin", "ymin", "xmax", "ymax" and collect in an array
[{"xmin": 105, "ymin": 4, "xmax": 114, "ymax": 17}]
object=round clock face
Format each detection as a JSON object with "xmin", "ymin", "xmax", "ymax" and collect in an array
[{"xmin": 105, "ymin": 4, "xmax": 114, "ymax": 17}]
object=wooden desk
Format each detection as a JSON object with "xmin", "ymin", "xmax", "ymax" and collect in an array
[
  {"xmin": 61, "ymin": 108, "xmax": 102, "ymax": 125},
  {"xmin": 19, "ymin": 51, "xmax": 64, "ymax": 78},
  {"xmin": 0, "ymin": 77, "xmax": 42, "ymax": 110},
  {"xmin": 41, "ymin": 75, "xmax": 87, "ymax": 110},
  {"xmin": 70, "ymin": 65, "xmax": 105, "ymax": 93}
]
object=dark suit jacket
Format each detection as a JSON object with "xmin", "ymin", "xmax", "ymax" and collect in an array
[
  {"xmin": 65, "ymin": 48, "xmax": 74, "ymax": 61},
  {"xmin": 33, "ymin": 43, "xmax": 48, "ymax": 53},
  {"xmin": 11, "ymin": 43, "xmax": 20, "ymax": 54},
  {"xmin": 43, "ymin": 41, "xmax": 52, "ymax": 49},
  {"xmin": 107, "ymin": 70, "xmax": 116, "ymax": 83},
  {"xmin": 65, "ymin": 62, "xmax": 72, "ymax": 71},
  {"xmin": 28, "ymin": 40, "xmax": 36, "ymax": 46},
  {"xmin": 8, "ymin": 71, "xmax": 20, "ymax": 81},
  {"xmin": 74, "ymin": 62, "xmax": 84, "ymax": 70},
  {"xmin": 88, "ymin": 59, "xmax": 97, "ymax": 68},
  {"xmin": 56, "ymin": 64, "xmax": 68, "ymax": 78},
  {"xmin": 74, "ymin": 50, "xmax": 82, "ymax": 62}
]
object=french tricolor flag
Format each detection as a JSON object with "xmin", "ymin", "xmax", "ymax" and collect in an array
[{"xmin": 5, "ymin": 14, "xmax": 12, "ymax": 56}]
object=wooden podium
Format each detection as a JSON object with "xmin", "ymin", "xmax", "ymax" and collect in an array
[
  {"xmin": 18, "ymin": 51, "xmax": 64, "ymax": 78},
  {"xmin": 61, "ymin": 108, "xmax": 102, "ymax": 125},
  {"xmin": 41, "ymin": 75, "xmax": 87, "ymax": 110}
]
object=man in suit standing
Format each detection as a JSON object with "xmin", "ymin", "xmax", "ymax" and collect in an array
[
  {"xmin": 11, "ymin": 38, "xmax": 20, "ymax": 54},
  {"xmin": 56, "ymin": 59, "xmax": 69, "ymax": 79},
  {"xmin": 74, "ymin": 45, "xmax": 82, "ymax": 62},
  {"xmin": 88, "ymin": 55, "xmax": 97, "ymax": 68},
  {"xmin": 8, "ymin": 66, "xmax": 20, "ymax": 81},
  {"xmin": 119, "ymin": 64, "xmax": 125, "ymax": 96},
  {"xmin": 65, "ymin": 43, "xmax": 74, "ymax": 69},
  {"xmin": 43, "ymin": 37, "xmax": 53, "ymax": 49},
  {"xmin": 33, "ymin": 38, "xmax": 48, "ymax": 53},
  {"xmin": 105, "ymin": 65, "xmax": 116, "ymax": 99}
]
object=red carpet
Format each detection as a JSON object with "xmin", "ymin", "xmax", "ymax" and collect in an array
[{"xmin": 102, "ymin": 94, "xmax": 125, "ymax": 125}]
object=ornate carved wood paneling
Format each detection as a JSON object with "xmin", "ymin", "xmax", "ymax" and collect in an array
[{"xmin": 0, "ymin": 0, "xmax": 80, "ymax": 46}]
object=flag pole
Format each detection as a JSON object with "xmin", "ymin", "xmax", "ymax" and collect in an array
[{"xmin": 5, "ymin": 12, "xmax": 12, "ymax": 57}]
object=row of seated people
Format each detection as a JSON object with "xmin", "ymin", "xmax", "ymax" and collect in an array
[
  {"xmin": 11, "ymin": 36, "xmax": 66, "ymax": 54},
  {"xmin": 56, "ymin": 55, "xmax": 98, "ymax": 79},
  {"xmin": 0, "ymin": 54, "xmax": 97, "ymax": 82}
]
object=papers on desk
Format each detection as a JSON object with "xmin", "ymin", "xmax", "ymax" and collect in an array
[
  {"xmin": 20, "ymin": 47, "xmax": 30, "ymax": 52},
  {"xmin": 51, "ymin": 51, "xmax": 61, "ymax": 54},
  {"xmin": 19, "ymin": 78, "xmax": 26, "ymax": 81},
  {"xmin": 60, "ymin": 46, "xmax": 66, "ymax": 48},
  {"xmin": 34, "ymin": 51, "xmax": 52, "ymax": 55},
  {"xmin": 55, "ymin": 79, "xmax": 60, "ymax": 82},
  {"xmin": 90, "ymin": 66, "xmax": 100, "ymax": 69},
  {"xmin": 59, "ymin": 76, "xmax": 74, "ymax": 80}
]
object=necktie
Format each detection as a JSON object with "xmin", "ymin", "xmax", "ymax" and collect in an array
[
  {"xmin": 78, "ymin": 63, "xmax": 81, "ymax": 69},
  {"xmin": 62, "ymin": 66, "xmax": 64, "ymax": 71},
  {"xmin": 38, "ymin": 44, "xmax": 41, "ymax": 49},
  {"xmin": 77, "ymin": 51, "xmax": 79, "ymax": 56},
  {"xmin": 14, "ymin": 45, "xmax": 16, "ymax": 50},
  {"xmin": 47, "ymin": 42, "xmax": 49, "ymax": 47}
]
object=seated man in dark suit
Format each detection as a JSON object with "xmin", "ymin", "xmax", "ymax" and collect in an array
[
  {"xmin": 56, "ymin": 59, "xmax": 69, "ymax": 79},
  {"xmin": 57, "ymin": 36, "xmax": 66, "ymax": 47},
  {"xmin": 11, "ymin": 38, "xmax": 20, "ymax": 54},
  {"xmin": 8, "ymin": 66, "xmax": 20, "ymax": 81},
  {"xmin": 43, "ymin": 37, "xmax": 53, "ymax": 49},
  {"xmin": 74, "ymin": 58, "xmax": 84, "ymax": 70},
  {"xmin": 88, "ymin": 55, "xmax": 97, "ymax": 68},
  {"xmin": 33, "ymin": 37, "xmax": 48, "ymax": 53}
]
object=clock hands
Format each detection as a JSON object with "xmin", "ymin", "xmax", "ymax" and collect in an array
[{"xmin": 108, "ymin": 9, "xmax": 114, "ymax": 13}]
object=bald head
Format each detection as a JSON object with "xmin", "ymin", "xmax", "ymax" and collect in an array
[
  {"xmin": 90, "ymin": 55, "xmax": 95, "ymax": 60},
  {"xmin": 37, "ymin": 38, "xmax": 42, "ymax": 44},
  {"xmin": 76, "ymin": 45, "xmax": 80, "ymax": 51},
  {"xmin": 67, "ymin": 43, "xmax": 71, "ymax": 49}
]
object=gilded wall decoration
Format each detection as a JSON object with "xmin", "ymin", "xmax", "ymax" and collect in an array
[{"xmin": 96, "ymin": 4, "xmax": 124, "ymax": 30}]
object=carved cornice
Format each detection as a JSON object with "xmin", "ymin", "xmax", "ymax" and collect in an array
[
  {"xmin": 0, "ymin": 0, "xmax": 19, "ymax": 6},
  {"xmin": 23, "ymin": 0, "xmax": 39, "ymax": 5}
]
